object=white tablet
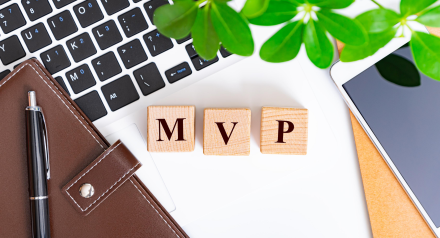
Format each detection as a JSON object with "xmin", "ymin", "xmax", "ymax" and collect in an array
[{"xmin": 330, "ymin": 24, "xmax": 440, "ymax": 235}]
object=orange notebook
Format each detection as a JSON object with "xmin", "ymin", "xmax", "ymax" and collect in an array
[{"xmin": 338, "ymin": 28, "xmax": 440, "ymax": 237}]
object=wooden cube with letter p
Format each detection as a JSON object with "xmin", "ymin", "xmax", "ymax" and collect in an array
[
  {"xmin": 260, "ymin": 107, "xmax": 308, "ymax": 155},
  {"xmin": 147, "ymin": 106, "xmax": 195, "ymax": 152},
  {"xmin": 203, "ymin": 108, "xmax": 251, "ymax": 156}
]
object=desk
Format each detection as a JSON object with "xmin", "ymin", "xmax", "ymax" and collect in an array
[{"xmin": 149, "ymin": 23, "xmax": 372, "ymax": 238}]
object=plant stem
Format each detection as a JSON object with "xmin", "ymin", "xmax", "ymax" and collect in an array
[{"xmin": 371, "ymin": 0, "xmax": 385, "ymax": 9}]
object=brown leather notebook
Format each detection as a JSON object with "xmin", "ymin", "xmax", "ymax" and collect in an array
[
  {"xmin": 0, "ymin": 59, "xmax": 189, "ymax": 238},
  {"xmin": 337, "ymin": 29, "xmax": 440, "ymax": 237}
]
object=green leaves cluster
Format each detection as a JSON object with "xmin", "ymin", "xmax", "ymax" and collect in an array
[
  {"xmin": 154, "ymin": 0, "xmax": 254, "ymax": 60},
  {"xmin": 154, "ymin": 0, "xmax": 440, "ymax": 82},
  {"xmin": 341, "ymin": 0, "xmax": 440, "ymax": 82},
  {"xmin": 248, "ymin": 0, "xmax": 367, "ymax": 68}
]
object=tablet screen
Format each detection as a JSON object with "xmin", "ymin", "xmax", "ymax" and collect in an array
[{"xmin": 343, "ymin": 45, "xmax": 440, "ymax": 227}]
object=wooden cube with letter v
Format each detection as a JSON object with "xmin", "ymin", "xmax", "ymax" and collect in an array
[
  {"xmin": 260, "ymin": 107, "xmax": 308, "ymax": 155},
  {"xmin": 203, "ymin": 108, "xmax": 251, "ymax": 156},
  {"xmin": 147, "ymin": 106, "xmax": 195, "ymax": 152}
]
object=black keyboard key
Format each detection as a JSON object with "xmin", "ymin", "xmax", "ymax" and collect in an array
[
  {"xmin": 0, "ymin": 35, "xmax": 25, "ymax": 65},
  {"xmin": 91, "ymin": 52, "xmax": 121, "ymax": 81},
  {"xmin": 22, "ymin": 0, "xmax": 52, "ymax": 21},
  {"xmin": 74, "ymin": 90, "xmax": 107, "ymax": 121},
  {"xmin": 65, "ymin": 64, "xmax": 95, "ymax": 93},
  {"xmin": 118, "ymin": 7, "xmax": 148, "ymax": 38},
  {"xmin": 52, "ymin": 0, "xmax": 76, "ymax": 9},
  {"xmin": 101, "ymin": 75, "xmax": 139, "ymax": 111},
  {"xmin": 133, "ymin": 62, "xmax": 164, "ymax": 96},
  {"xmin": 101, "ymin": 0, "xmax": 129, "ymax": 15},
  {"xmin": 54, "ymin": 76, "xmax": 70, "ymax": 95},
  {"xmin": 0, "ymin": 69, "xmax": 10, "ymax": 81},
  {"xmin": 220, "ymin": 46, "xmax": 231, "ymax": 58},
  {"xmin": 92, "ymin": 20, "xmax": 122, "ymax": 50},
  {"xmin": 143, "ymin": 30, "xmax": 173, "ymax": 57},
  {"xmin": 40, "ymin": 45, "xmax": 71, "ymax": 74},
  {"xmin": 66, "ymin": 32, "xmax": 96, "ymax": 62},
  {"xmin": 191, "ymin": 55, "xmax": 218, "ymax": 71},
  {"xmin": 74, "ymin": 0, "xmax": 103, "ymax": 28},
  {"xmin": 117, "ymin": 39, "xmax": 147, "ymax": 69},
  {"xmin": 0, "ymin": 1, "xmax": 10, "ymax": 5},
  {"xmin": 144, "ymin": 0, "xmax": 168, "ymax": 25},
  {"xmin": 47, "ymin": 10, "xmax": 78, "ymax": 40},
  {"xmin": 21, "ymin": 23, "xmax": 51, "ymax": 52},
  {"xmin": 185, "ymin": 43, "xmax": 196, "ymax": 58},
  {"xmin": 165, "ymin": 62, "xmax": 191, "ymax": 84},
  {"xmin": 0, "ymin": 4, "xmax": 26, "ymax": 34},
  {"xmin": 176, "ymin": 35, "xmax": 191, "ymax": 44}
]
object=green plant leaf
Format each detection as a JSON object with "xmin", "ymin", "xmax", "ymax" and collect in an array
[
  {"xmin": 375, "ymin": 54, "xmax": 420, "ymax": 87},
  {"xmin": 248, "ymin": 0, "xmax": 298, "ymax": 26},
  {"xmin": 400, "ymin": 0, "xmax": 436, "ymax": 16},
  {"xmin": 213, "ymin": 0, "xmax": 231, "ymax": 2},
  {"xmin": 241, "ymin": 0, "xmax": 271, "ymax": 18},
  {"xmin": 317, "ymin": 10, "xmax": 367, "ymax": 46},
  {"xmin": 410, "ymin": 31, "xmax": 440, "ymax": 81},
  {"xmin": 260, "ymin": 20, "xmax": 304, "ymax": 62},
  {"xmin": 340, "ymin": 28, "xmax": 397, "ymax": 62},
  {"xmin": 308, "ymin": 0, "xmax": 354, "ymax": 9},
  {"xmin": 416, "ymin": 5, "xmax": 440, "ymax": 27},
  {"xmin": 303, "ymin": 19, "xmax": 334, "ymax": 68},
  {"xmin": 356, "ymin": 9, "xmax": 401, "ymax": 33},
  {"xmin": 192, "ymin": 7, "xmax": 220, "ymax": 60},
  {"xmin": 154, "ymin": 0, "xmax": 198, "ymax": 39},
  {"xmin": 211, "ymin": 2, "xmax": 254, "ymax": 56}
]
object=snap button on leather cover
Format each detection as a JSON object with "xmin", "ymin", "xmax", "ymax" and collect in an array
[{"xmin": 79, "ymin": 183, "xmax": 94, "ymax": 198}]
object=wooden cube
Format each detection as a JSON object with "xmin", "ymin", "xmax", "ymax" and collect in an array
[
  {"xmin": 260, "ymin": 107, "xmax": 308, "ymax": 155},
  {"xmin": 203, "ymin": 108, "xmax": 251, "ymax": 156},
  {"xmin": 147, "ymin": 106, "xmax": 195, "ymax": 152}
]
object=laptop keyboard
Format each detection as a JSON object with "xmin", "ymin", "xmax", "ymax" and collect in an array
[{"xmin": 0, "ymin": 0, "xmax": 236, "ymax": 124}]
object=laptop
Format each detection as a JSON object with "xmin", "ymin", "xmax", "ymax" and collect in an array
[{"xmin": 0, "ymin": 0, "xmax": 243, "ymax": 212}]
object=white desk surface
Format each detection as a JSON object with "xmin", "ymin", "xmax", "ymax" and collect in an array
[{"xmin": 146, "ymin": 1, "xmax": 406, "ymax": 237}]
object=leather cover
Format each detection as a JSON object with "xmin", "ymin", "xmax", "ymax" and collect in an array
[
  {"xmin": 337, "ymin": 28, "xmax": 440, "ymax": 237},
  {"xmin": 0, "ymin": 59, "xmax": 189, "ymax": 238}
]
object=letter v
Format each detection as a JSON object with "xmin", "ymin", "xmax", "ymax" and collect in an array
[{"xmin": 215, "ymin": 122, "xmax": 238, "ymax": 145}]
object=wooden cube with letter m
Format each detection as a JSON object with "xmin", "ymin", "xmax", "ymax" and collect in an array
[
  {"xmin": 203, "ymin": 108, "xmax": 251, "ymax": 156},
  {"xmin": 147, "ymin": 106, "xmax": 195, "ymax": 152},
  {"xmin": 260, "ymin": 107, "xmax": 308, "ymax": 155}
]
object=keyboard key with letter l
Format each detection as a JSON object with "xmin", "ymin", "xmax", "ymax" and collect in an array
[
  {"xmin": 47, "ymin": 10, "xmax": 78, "ymax": 40},
  {"xmin": 0, "ymin": 4, "xmax": 26, "ymax": 34},
  {"xmin": 21, "ymin": 23, "xmax": 52, "ymax": 53},
  {"xmin": 74, "ymin": 0, "xmax": 104, "ymax": 28},
  {"xmin": 74, "ymin": 90, "xmax": 107, "ymax": 122},
  {"xmin": 40, "ymin": 45, "xmax": 71, "ymax": 74},
  {"xmin": 52, "ymin": 0, "xmax": 76, "ymax": 9},
  {"xmin": 143, "ymin": 0, "xmax": 169, "ymax": 25},
  {"xmin": 101, "ymin": 75, "xmax": 139, "ymax": 111},
  {"xmin": 143, "ymin": 29, "xmax": 173, "ymax": 57},
  {"xmin": 118, "ymin": 7, "xmax": 148, "ymax": 38},
  {"xmin": 65, "ymin": 64, "xmax": 96, "ymax": 94},
  {"xmin": 165, "ymin": 62, "xmax": 192, "ymax": 84},
  {"xmin": 133, "ymin": 62, "xmax": 165, "ymax": 96},
  {"xmin": 92, "ymin": 20, "xmax": 122, "ymax": 50},
  {"xmin": 191, "ymin": 55, "xmax": 219, "ymax": 71},
  {"xmin": 117, "ymin": 39, "xmax": 147, "ymax": 69},
  {"xmin": 91, "ymin": 51, "xmax": 121, "ymax": 81},
  {"xmin": 100, "ymin": 0, "xmax": 129, "ymax": 15},
  {"xmin": 21, "ymin": 0, "xmax": 52, "ymax": 21},
  {"xmin": 0, "ymin": 35, "xmax": 25, "ymax": 65},
  {"xmin": 66, "ymin": 32, "xmax": 97, "ymax": 62},
  {"xmin": 54, "ymin": 76, "xmax": 70, "ymax": 96}
]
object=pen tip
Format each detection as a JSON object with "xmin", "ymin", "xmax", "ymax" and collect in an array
[{"xmin": 28, "ymin": 91, "xmax": 36, "ymax": 107}]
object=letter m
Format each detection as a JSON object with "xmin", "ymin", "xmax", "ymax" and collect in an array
[{"xmin": 157, "ymin": 118, "xmax": 186, "ymax": 141}]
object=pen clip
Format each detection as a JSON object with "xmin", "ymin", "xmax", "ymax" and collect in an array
[{"xmin": 39, "ymin": 110, "xmax": 50, "ymax": 180}]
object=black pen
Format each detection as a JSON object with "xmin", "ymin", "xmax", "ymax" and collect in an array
[{"xmin": 26, "ymin": 91, "xmax": 51, "ymax": 238}]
